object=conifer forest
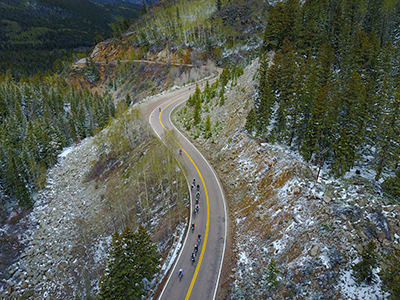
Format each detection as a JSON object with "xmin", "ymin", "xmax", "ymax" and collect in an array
[
  {"xmin": 2, "ymin": 0, "xmax": 400, "ymax": 298},
  {"xmin": 247, "ymin": 0, "xmax": 400, "ymax": 198},
  {"xmin": 0, "ymin": 74, "xmax": 115, "ymax": 208}
]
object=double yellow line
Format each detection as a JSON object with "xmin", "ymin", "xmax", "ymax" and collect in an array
[{"xmin": 158, "ymin": 94, "xmax": 210, "ymax": 300}]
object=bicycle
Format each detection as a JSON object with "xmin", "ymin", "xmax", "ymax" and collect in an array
[{"xmin": 178, "ymin": 269, "xmax": 183, "ymax": 281}]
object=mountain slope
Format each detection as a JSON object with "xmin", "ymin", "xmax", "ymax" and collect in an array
[
  {"xmin": 0, "ymin": 0, "xmax": 139, "ymax": 78},
  {"xmin": 173, "ymin": 58, "xmax": 400, "ymax": 300}
]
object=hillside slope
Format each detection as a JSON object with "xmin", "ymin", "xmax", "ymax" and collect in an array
[
  {"xmin": 0, "ymin": 0, "xmax": 139, "ymax": 77},
  {"xmin": 173, "ymin": 60, "xmax": 400, "ymax": 299},
  {"xmin": 0, "ymin": 106, "xmax": 188, "ymax": 299}
]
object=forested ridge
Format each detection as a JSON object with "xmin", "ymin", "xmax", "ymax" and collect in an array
[
  {"xmin": 0, "ymin": 0, "xmax": 139, "ymax": 78},
  {"xmin": 0, "ymin": 73, "xmax": 115, "ymax": 208},
  {"xmin": 246, "ymin": 0, "xmax": 400, "ymax": 199}
]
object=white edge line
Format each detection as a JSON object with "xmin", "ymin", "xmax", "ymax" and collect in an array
[
  {"xmin": 149, "ymin": 99, "xmax": 193, "ymax": 300},
  {"xmin": 168, "ymin": 91, "xmax": 227, "ymax": 300}
]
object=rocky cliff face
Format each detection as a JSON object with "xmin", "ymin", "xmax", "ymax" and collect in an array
[{"xmin": 66, "ymin": 38, "xmax": 194, "ymax": 101}]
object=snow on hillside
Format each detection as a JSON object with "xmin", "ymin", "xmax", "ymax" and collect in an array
[
  {"xmin": 0, "ymin": 105, "xmax": 188, "ymax": 298},
  {"xmin": 173, "ymin": 59, "xmax": 400, "ymax": 299}
]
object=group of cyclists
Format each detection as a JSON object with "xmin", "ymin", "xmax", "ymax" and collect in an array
[{"xmin": 178, "ymin": 178, "xmax": 203, "ymax": 281}]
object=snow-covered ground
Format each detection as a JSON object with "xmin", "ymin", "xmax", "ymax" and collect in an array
[
  {"xmin": 173, "ymin": 58, "xmax": 400, "ymax": 299},
  {"xmin": 1, "ymin": 110, "xmax": 188, "ymax": 299}
]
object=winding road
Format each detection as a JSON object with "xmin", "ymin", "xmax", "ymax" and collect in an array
[{"xmin": 145, "ymin": 78, "xmax": 227, "ymax": 300}]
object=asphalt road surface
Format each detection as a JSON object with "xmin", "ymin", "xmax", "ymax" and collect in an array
[{"xmin": 147, "ymin": 79, "xmax": 227, "ymax": 300}]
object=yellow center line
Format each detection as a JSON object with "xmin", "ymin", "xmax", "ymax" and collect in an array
[{"xmin": 158, "ymin": 91, "xmax": 210, "ymax": 300}]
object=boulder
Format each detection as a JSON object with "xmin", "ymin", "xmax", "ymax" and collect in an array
[
  {"xmin": 323, "ymin": 194, "xmax": 331, "ymax": 204},
  {"xmin": 265, "ymin": 158, "xmax": 274, "ymax": 167},
  {"xmin": 293, "ymin": 187, "xmax": 301, "ymax": 196},
  {"xmin": 310, "ymin": 245, "xmax": 319, "ymax": 256}
]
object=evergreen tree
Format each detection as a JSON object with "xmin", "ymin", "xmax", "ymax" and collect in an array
[
  {"xmin": 254, "ymin": 56, "xmax": 275, "ymax": 136},
  {"xmin": 216, "ymin": 0, "xmax": 222, "ymax": 11},
  {"xmin": 204, "ymin": 114, "xmax": 211, "ymax": 138},
  {"xmin": 245, "ymin": 108, "xmax": 257, "ymax": 135},
  {"xmin": 380, "ymin": 249, "xmax": 400, "ymax": 300},
  {"xmin": 269, "ymin": 40, "xmax": 300, "ymax": 143},
  {"xmin": 219, "ymin": 93, "xmax": 225, "ymax": 106},
  {"xmin": 99, "ymin": 226, "xmax": 160, "ymax": 300},
  {"xmin": 352, "ymin": 239, "xmax": 377, "ymax": 285},
  {"xmin": 264, "ymin": 259, "xmax": 280, "ymax": 289},
  {"xmin": 193, "ymin": 95, "xmax": 201, "ymax": 125},
  {"xmin": 383, "ymin": 169, "xmax": 400, "ymax": 199},
  {"xmin": 374, "ymin": 79, "xmax": 400, "ymax": 180},
  {"xmin": 261, "ymin": 0, "xmax": 301, "ymax": 52},
  {"xmin": 331, "ymin": 71, "xmax": 366, "ymax": 176},
  {"xmin": 125, "ymin": 94, "xmax": 132, "ymax": 107},
  {"xmin": 140, "ymin": 0, "xmax": 148, "ymax": 16}
]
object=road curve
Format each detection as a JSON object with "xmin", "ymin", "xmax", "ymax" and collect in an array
[{"xmin": 147, "ymin": 81, "xmax": 227, "ymax": 300}]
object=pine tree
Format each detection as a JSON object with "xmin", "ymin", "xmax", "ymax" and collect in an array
[
  {"xmin": 219, "ymin": 93, "xmax": 225, "ymax": 106},
  {"xmin": 270, "ymin": 40, "xmax": 300, "ymax": 143},
  {"xmin": 261, "ymin": 0, "xmax": 301, "ymax": 52},
  {"xmin": 204, "ymin": 114, "xmax": 211, "ymax": 138},
  {"xmin": 245, "ymin": 108, "xmax": 257, "ymax": 135},
  {"xmin": 264, "ymin": 259, "xmax": 280, "ymax": 289},
  {"xmin": 298, "ymin": 0, "xmax": 325, "ymax": 56},
  {"xmin": 140, "ymin": 0, "xmax": 148, "ymax": 16},
  {"xmin": 352, "ymin": 239, "xmax": 377, "ymax": 285},
  {"xmin": 216, "ymin": 0, "xmax": 222, "ymax": 11},
  {"xmin": 380, "ymin": 249, "xmax": 400, "ymax": 300},
  {"xmin": 254, "ymin": 55, "xmax": 275, "ymax": 136},
  {"xmin": 99, "ymin": 226, "xmax": 160, "ymax": 300},
  {"xmin": 193, "ymin": 95, "xmax": 201, "ymax": 125},
  {"xmin": 330, "ymin": 71, "xmax": 366, "ymax": 176},
  {"xmin": 383, "ymin": 169, "xmax": 400, "ymax": 199},
  {"xmin": 125, "ymin": 94, "xmax": 131, "ymax": 107},
  {"xmin": 374, "ymin": 79, "xmax": 400, "ymax": 180}
]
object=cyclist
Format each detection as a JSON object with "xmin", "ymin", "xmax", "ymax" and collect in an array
[
  {"xmin": 178, "ymin": 269, "xmax": 183, "ymax": 280},
  {"xmin": 195, "ymin": 204, "xmax": 199, "ymax": 213},
  {"xmin": 191, "ymin": 253, "xmax": 195, "ymax": 263},
  {"xmin": 196, "ymin": 191, "xmax": 200, "ymax": 199},
  {"xmin": 196, "ymin": 184, "xmax": 200, "ymax": 191},
  {"xmin": 179, "ymin": 149, "xmax": 182, "ymax": 155},
  {"xmin": 159, "ymin": 107, "xmax": 161, "ymax": 112},
  {"xmin": 193, "ymin": 178, "xmax": 196, "ymax": 185},
  {"xmin": 191, "ymin": 223, "xmax": 195, "ymax": 232},
  {"xmin": 197, "ymin": 234, "xmax": 201, "ymax": 243},
  {"xmin": 193, "ymin": 208, "xmax": 197, "ymax": 216},
  {"xmin": 194, "ymin": 244, "xmax": 198, "ymax": 254},
  {"xmin": 191, "ymin": 183, "xmax": 194, "ymax": 191}
]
